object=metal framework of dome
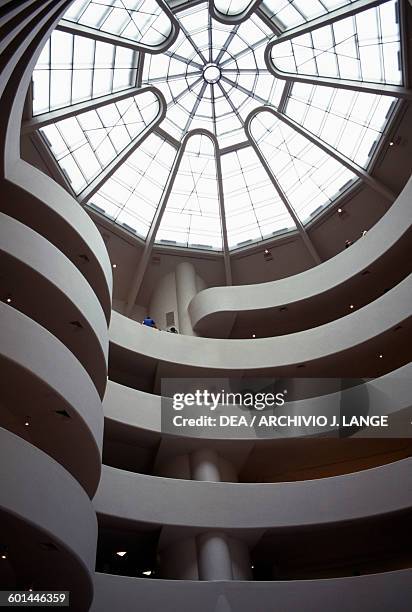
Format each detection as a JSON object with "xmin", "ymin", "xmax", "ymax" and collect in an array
[{"xmin": 29, "ymin": 0, "xmax": 408, "ymax": 256}]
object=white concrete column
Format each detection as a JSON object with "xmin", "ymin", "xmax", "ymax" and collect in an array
[
  {"xmin": 190, "ymin": 448, "xmax": 221, "ymax": 482},
  {"xmin": 175, "ymin": 261, "xmax": 198, "ymax": 336},
  {"xmin": 159, "ymin": 448, "xmax": 249, "ymax": 580},
  {"xmin": 197, "ymin": 532, "xmax": 233, "ymax": 581}
]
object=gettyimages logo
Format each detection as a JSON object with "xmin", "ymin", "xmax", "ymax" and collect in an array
[
  {"xmin": 172, "ymin": 389, "xmax": 286, "ymax": 411},
  {"xmin": 160, "ymin": 377, "xmax": 411, "ymax": 439}
]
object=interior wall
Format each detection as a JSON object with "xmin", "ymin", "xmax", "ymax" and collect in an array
[
  {"xmin": 231, "ymin": 236, "xmax": 314, "ymax": 285},
  {"xmin": 160, "ymin": 537, "xmax": 199, "ymax": 580},
  {"xmin": 149, "ymin": 271, "xmax": 178, "ymax": 330}
]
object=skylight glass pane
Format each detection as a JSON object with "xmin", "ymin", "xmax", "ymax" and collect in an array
[
  {"xmin": 250, "ymin": 110, "xmax": 357, "ymax": 223},
  {"xmin": 156, "ymin": 134, "xmax": 222, "ymax": 249},
  {"xmin": 221, "ymin": 147, "xmax": 296, "ymax": 248},
  {"xmin": 262, "ymin": 0, "xmax": 355, "ymax": 30},
  {"xmin": 36, "ymin": 0, "xmax": 402, "ymax": 253},
  {"xmin": 286, "ymin": 83, "xmax": 397, "ymax": 166},
  {"xmin": 143, "ymin": 5, "xmax": 280, "ymax": 146},
  {"xmin": 64, "ymin": 0, "xmax": 174, "ymax": 48},
  {"xmin": 89, "ymin": 133, "xmax": 176, "ymax": 238},
  {"xmin": 271, "ymin": 1, "xmax": 402, "ymax": 85},
  {"xmin": 32, "ymin": 31, "xmax": 138, "ymax": 115},
  {"xmin": 214, "ymin": 0, "xmax": 256, "ymax": 17},
  {"xmin": 40, "ymin": 90, "xmax": 160, "ymax": 194}
]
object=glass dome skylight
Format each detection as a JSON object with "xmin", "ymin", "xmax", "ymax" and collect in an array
[{"xmin": 31, "ymin": 0, "xmax": 406, "ymax": 253}]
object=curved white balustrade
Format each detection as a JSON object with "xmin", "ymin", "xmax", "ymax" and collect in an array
[
  {"xmin": 3, "ymin": 159, "xmax": 113, "ymax": 323},
  {"xmin": 0, "ymin": 212, "xmax": 108, "ymax": 397},
  {"xmin": 91, "ymin": 570, "xmax": 412, "ymax": 612},
  {"xmin": 0, "ymin": 1, "xmax": 112, "ymax": 323},
  {"xmin": 0, "ymin": 428, "xmax": 97, "ymax": 610},
  {"xmin": 0, "ymin": 302, "xmax": 103, "ymax": 496},
  {"xmin": 94, "ymin": 458, "xmax": 412, "ymax": 531},
  {"xmin": 189, "ymin": 176, "xmax": 412, "ymax": 338},
  {"xmin": 104, "ymin": 363, "xmax": 412, "ymax": 442},
  {"xmin": 110, "ymin": 273, "xmax": 412, "ymax": 377}
]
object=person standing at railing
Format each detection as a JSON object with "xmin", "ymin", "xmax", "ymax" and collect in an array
[{"xmin": 142, "ymin": 315, "xmax": 157, "ymax": 329}]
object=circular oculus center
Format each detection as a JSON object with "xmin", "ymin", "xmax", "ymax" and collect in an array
[{"xmin": 203, "ymin": 64, "xmax": 221, "ymax": 84}]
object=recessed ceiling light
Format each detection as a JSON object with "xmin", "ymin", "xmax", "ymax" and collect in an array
[
  {"xmin": 142, "ymin": 570, "xmax": 152, "ymax": 576},
  {"xmin": 389, "ymin": 141, "xmax": 394, "ymax": 146},
  {"xmin": 252, "ymin": 333, "xmax": 256, "ymax": 338},
  {"xmin": 112, "ymin": 263, "xmax": 117, "ymax": 269},
  {"xmin": 337, "ymin": 208, "xmax": 343, "ymax": 214},
  {"xmin": 349, "ymin": 304, "xmax": 354, "ymax": 309},
  {"xmin": 379, "ymin": 354, "xmax": 383, "ymax": 359},
  {"xmin": 264, "ymin": 249, "xmax": 270, "ymax": 254},
  {"xmin": 69, "ymin": 320, "xmax": 83, "ymax": 329},
  {"xmin": 6, "ymin": 297, "xmax": 11, "ymax": 303},
  {"xmin": 251, "ymin": 564, "xmax": 255, "ymax": 569},
  {"xmin": 116, "ymin": 551, "xmax": 127, "ymax": 557},
  {"xmin": 1, "ymin": 554, "xmax": 6, "ymax": 560},
  {"xmin": 24, "ymin": 420, "xmax": 30, "ymax": 427}
]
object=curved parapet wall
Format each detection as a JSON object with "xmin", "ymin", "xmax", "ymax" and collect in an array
[
  {"xmin": 94, "ymin": 458, "xmax": 412, "ymax": 532},
  {"xmin": 189, "ymin": 175, "xmax": 412, "ymax": 338},
  {"xmin": 103, "ymin": 368, "xmax": 412, "ymax": 480},
  {"xmin": 0, "ymin": 302, "xmax": 103, "ymax": 497},
  {"xmin": 0, "ymin": 4, "xmax": 113, "ymax": 608},
  {"xmin": 0, "ymin": 212, "xmax": 108, "ymax": 397},
  {"xmin": 2, "ymin": 159, "xmax": 113, "ymax": 323},
  {"xmin": 104, "ymin": 381, "xmax": 163, "ymax": 436},
  {"xmin": 104, "ymin": 363, "xmax": 412, "ymax": 442},
  {"xmin": 0, "ymin": 0, "xmax": 112, "ymax": 489},
  {"xmin": 110, "ymin": 274, "xmax": 412, "ymax": 379},
  {"xmin": 0, "ymin": 428, "xmax": 97, "ymax": 610},
  {"xmin": 0, "ymin": 1, "xmax": 112, "ymax": 323},
  {"xmin": 91, "ymin": 570, "xmax": 412, "ymax": 612}
]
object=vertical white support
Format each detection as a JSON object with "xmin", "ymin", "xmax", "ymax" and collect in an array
[
  {"xmin": 191, "ymin": 448, "xmax": 221, "ymax": 481},
  {"xmin": 197, "ymin": 532, "xmax": 234, "ymax": 580},
  {"xmin": 175, "ymin": 261, "xmax": 198, "ymax": 336}
]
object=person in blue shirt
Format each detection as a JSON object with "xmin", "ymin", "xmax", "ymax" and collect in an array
[{"xmin": 142, "ymin": 315, "xmax": 157, "ymax": 329}]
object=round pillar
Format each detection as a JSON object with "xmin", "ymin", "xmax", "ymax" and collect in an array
[
  {"xmin": 175, "ymin": 261, "xmax": 198, "ymax": 336},
  {"xmin": 197, "ymin": 532, "xmax": 233, "ymax": 581},
  {"xmin": 158, "ymin": 447, "xmax": 249, "ymax": 580},
  {"xmin": 191, "ymin": 448, "xmax": 221, "ymax": 482}
]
